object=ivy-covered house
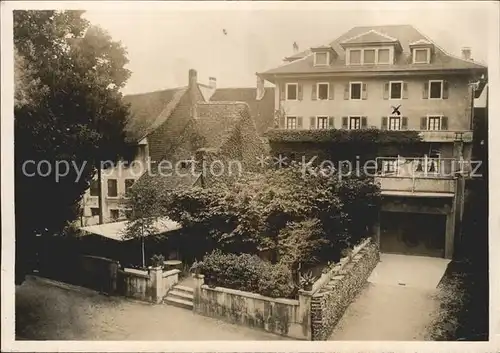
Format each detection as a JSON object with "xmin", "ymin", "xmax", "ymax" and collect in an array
[
  {"xmin": 258, "ymin": 25, "xmax": 487, "ymax": 259},
  {"xmin": 81, "ymin": 69, "xmax": 272, "ymax": 226}
]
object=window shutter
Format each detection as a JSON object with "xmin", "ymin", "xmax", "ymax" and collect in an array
[
  {"xmin": 329, "ymin": 83, "xmax": 335, "ymax": 100},
  {"xmin": 297, "ymin": 116, "xmax": 303, "ymax": 129},
  {"xmin": 441, "ymin": 116, "xmax": 448, "ymax": 130},
  {"xmin": 311, "ymin": 84, "xmax": 317, "ymax": 100},
  {"xmin": 298, "ymin": 84, "xmax": 303, "ymax": 101},
  {"xmin": 279, "ymin": 115, "xmax": 285, "ymax": 129},
  {"xmin": 420, "ymin": 116, "xmax": 428, "ymax": 130},
  {"xmin": 328, "ymin": 116, "xmax": 334, "ymax": 128},
  {"xmin": 309, "ymin": 116, "xmax": 316, "ymax": 129},
  {"xmin": 383, "ymin": 82, "xmax": 389, "ymax": 100},
  {"xmin": 401, "ymin": 116, "xmax": 408, "ymax": 130},
  {"xmin": 402, "ymin": 82, "xmax": 408, "ymax": 99},
  {"xmin": 443, "ymin": 80, "xmax": 449, "ymax": 99},
  {"xmin": 342, "ymin": 116, "xmax": 348, "ymax": 129},
  {"xmin": 381, "ymin": 116, "xmax": 388, "ymax": 130},
  {"xmin": 344, "ymin": 84, "xmax": 349, "ymax": 100},
  {"xmin": 280, "ymin": 83, "xmax": 285, "ymax": 100},
  {"xmin": 361, "ymin": 116, "xmax": 368, "ymax": 128},
  {"xmin": 423, "ymin": 82, "xmax": 429, "ymax": 99},
  {"xmin": 362, "ymin": 83, "xmax": 368, "ymax": 100}
]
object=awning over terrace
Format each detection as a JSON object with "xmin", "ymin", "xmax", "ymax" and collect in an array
[{"xmin": 80, "ymin": 217, "xmax": 182, "ymax": 241}]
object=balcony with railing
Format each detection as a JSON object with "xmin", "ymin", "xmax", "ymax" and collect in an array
[{"xmin": 374, "ymin": 157, "xmax": 466, "ymax": 196}]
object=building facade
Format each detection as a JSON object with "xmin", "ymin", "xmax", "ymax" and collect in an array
[{"xmin": 259, "ymin": 25, "xmax": 487, "ymax": 259}]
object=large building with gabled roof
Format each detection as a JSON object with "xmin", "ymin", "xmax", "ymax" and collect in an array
[{"xmin": 258, "ymin": 24, "xmax": 487, "ymax": 259}]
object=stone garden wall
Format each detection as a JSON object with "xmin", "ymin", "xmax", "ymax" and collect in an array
[
  {"xmin": 310, "ymin": 239, "xmax": 379, "ymax": 340},
  {"xmin": 192, "ymin": 275, "xmax": 313, "ymax": 340},
  {"xmin": 190, "ymin": 238, "xmax": 379, "ymax": 340},
  {"xmin": 117, "ymin": 267, "xmax": 180, "ymax": 303}
]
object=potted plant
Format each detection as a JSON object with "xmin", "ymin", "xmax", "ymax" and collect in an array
[
  {"xmin": 300, "ymin": 271, "xmax": 317, "ymax": 291},
  {"xmin": 150, "ymin": 254, "xmax": 165, "ymax": 268}
]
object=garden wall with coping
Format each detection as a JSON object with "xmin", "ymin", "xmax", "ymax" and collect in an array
[
  {"xmin": 117, "ymin": 267, "xmax": 180, "ymax": 303},
  {"xmin": 310, "ymin": 239, "xmax": 379, "ymax": 340},
  {"xmin": 192, "ymin": 274, "xmax": 313, "ymax": 340},
  {"xmin": 190, "ymin": 238, "xmax": 379, "ymax": 340}
]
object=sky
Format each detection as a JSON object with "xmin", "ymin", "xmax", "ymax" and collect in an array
[{"xmin": 82, "ymin": 2, "xmax": 493, "ymax": 95}]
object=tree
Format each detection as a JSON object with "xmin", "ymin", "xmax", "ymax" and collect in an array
[
  {"xmin": 164, "ymin": 163, "xmax": 381, "ymax": 263},
  {"xmin": 14, "ymin": 10, "xmax": 133, "ymax": 281},
  {"xmin": 122, "ymin": 177, "xmax": 170, "ymax": 268}
]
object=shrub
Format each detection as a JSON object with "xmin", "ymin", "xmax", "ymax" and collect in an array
[
  {"xmin": 198, "ymin": 250, "xmax": 296, "ymax": 298},
  {"xmin": 257, "ymin": 263, "xmax": 295, "ymax": 298}
]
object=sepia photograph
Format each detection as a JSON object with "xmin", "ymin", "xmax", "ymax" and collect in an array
[{"xmin": 1, "ymin": 1, "xmax": 498, "ymax": 351}]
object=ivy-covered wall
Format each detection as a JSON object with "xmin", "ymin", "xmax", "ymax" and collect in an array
[{"xmin": 311, "ymin": 241, "xmax": 379, "ymax": 340}]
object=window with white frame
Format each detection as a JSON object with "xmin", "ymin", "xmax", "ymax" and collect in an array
[
  {"xmin": 350, "ymin": 82, "xmax": 362, "ymax": 100},
  {"xmin": 286, "ymin": 116, "xmax": 297, "ymax": 129},
  {"xmin": 317, "ymin": 83, "xmax": 329, "ymax": 100},
  {"xmin": 390, "ymin": 81, "xmax": 403, "ymax": 99},
  {"xmin": 349, "ymin": 116, "xmax": 361, "ymax": 130},
  {"xmin": 382, "ymin": 160, "xmax": 397, "ymax": 173},
  {"xmin": 349, "ymin": 49, "xmax": 362, "ymax": 64},
  {"xmin": 286, "ymin": 83, "xmax": 298, "ymax": 100},
  {"xmin": 413, "ymin": 48, "xmax": 430, "ymax": 64},
  {"xmin": 107, "ymin": 179, "xmax": 117, "ymax": 197},
  {"xmin": 429, "ymin": 80, "xmax": 443, "ymax": 99},
  {"xmin": 428, "ymin": 116, "xmax": 441, "ymax": 130},
  {"xmin": 364, "ymin": 49, "xmax": 376, "ymax": 64},
  {"xmin": 348, "ymin": 48, "xmax": 392, "ymax": 65},
  {"xmin": 378, "ymin": 49, "xmax": 390, "ymax": 63},
  {"xmin": 388, "ymin": 116, "xmax": 401, "ymax": 130},
  {"xmin": 314, "ymin": 52, "xmax": 329, "ymax": 66},
  {"xmin": 317, "ymin": 116, "xmax": 328, "ymax": 129}
]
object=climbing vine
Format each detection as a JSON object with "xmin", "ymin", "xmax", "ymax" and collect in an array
[{"xmin": 265, "ymin": 128, "xmax": 422, "ymax": 144}]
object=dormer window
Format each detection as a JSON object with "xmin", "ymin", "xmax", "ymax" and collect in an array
[
  {"xmin": 413, "ymin": 48, "xmax": 430, "ymax": 64},
  {"xmin": 314, "ymin": 52, "xmax": 330, "ymax": 66},
  {"xmin": 347, "ymin": 47, "xmax": 393, "ymax": 65}
]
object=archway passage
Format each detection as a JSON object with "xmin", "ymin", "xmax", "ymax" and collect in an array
[{"xmin": 380, "ymin": 211, "xmax": 446, "ymax": 258}]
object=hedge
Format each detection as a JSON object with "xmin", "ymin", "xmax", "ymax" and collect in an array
[{"xmin": 197, "ymin": 250, "xmax": 296, "ymax": 298}]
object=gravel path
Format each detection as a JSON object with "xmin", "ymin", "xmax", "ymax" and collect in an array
[
  {"xmin": 16, "ymin": 276, "xmax": 287, "ymax": 340},
  {"xmin": 329, "ymin": 282, "xmax": 438, "ymax": 341}
]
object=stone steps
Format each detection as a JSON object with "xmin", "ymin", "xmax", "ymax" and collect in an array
[{"xmin": 164, "ymin": 284, "xmax": 194, "ymax": 310}]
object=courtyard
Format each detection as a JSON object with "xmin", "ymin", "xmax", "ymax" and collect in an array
[{"xmin": 15, "ymin": 276, "xmax": 286, "ymax": 340}]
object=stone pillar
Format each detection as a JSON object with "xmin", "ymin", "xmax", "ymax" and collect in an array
[
  {"xmin": 298, "ymin": 290, "xmax": 313, "ymax": 340},
  {"xmin": 192, "ymin": 273, "xmax": 205, "ymax": 313},
  {"xmin": 445, "ymin": 207, "xmax": 456, "ymax": 260},
  {"xmin": 149, "ymin": 266, "xmax": 163, "ymax": 304},
  {"xmin": 108, "ymin": 261, "xmax": 119, "ymax": 295}
]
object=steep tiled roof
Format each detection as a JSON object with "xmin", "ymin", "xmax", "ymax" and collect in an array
[
  {"xmin": 123, "ymin": 87, "xmax": 187, "ymax": 142},
  {"xmin": 261, "ymin": 25, "xmax": 486, "ymax": 79},
  {"xmin": 136, "ymin": 102, "xmax": 250, "ymax": 190},
  {"xmin": 210, "ymin": 87, "xmax": 275, "ymax": 135},
  {"xmin": 195, "ymin": 102, "xmax": 248, "ymax": 149}
]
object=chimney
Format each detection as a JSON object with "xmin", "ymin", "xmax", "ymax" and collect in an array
[
  {"xmin": 189, "ymin": 69, "xmax": 198, "ymax": 88},
  {"xmin": 188, "ymin": 69, "xmax": 197, "ymax": 117},
  {"xmin": 256, "ymin": 75, "xmax": 265, "ymax": 100},
  {"xmin": 461, "ymin": 47, "xmax": 472, "ymax": 61},
  {"xmin": 209, "ymin": 77, "xmax": 217, "ymax": 90}
]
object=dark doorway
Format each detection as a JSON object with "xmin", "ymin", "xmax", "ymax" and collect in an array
[{"xmin": 380, "ymin": 211, "xmax": 446, "ymax": 258}]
